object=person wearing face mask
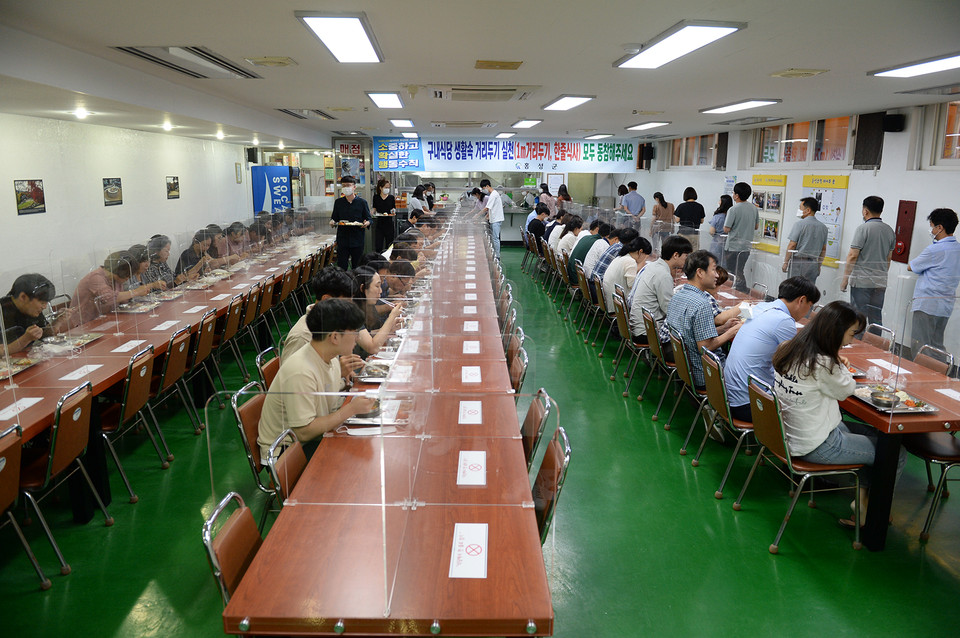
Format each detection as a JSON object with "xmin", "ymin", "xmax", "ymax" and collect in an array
[
  {"xmin": 372, "ymin": 177, "xmax": 397, "ymax": 253},
  {"xmin": 480, "ymin": 179, "xmax": 504, "ymax": 258},
  {"xmin": 331, "ymin": 175, "xmax": 371, "ymax": 270},
  {"xmin": 782, "ymin": 197, "xmax": 828, "ymax": 284},
  {"xmin": 424, "ymin": 182, "xmax": 436, "ymax": 211},
  {"xmin": 907, "ymin": 207, "xmax": 960, "ymax": 357},
  {"xmin": 840, "ymin": 196, "xmax": 895, "ymax": 327}
]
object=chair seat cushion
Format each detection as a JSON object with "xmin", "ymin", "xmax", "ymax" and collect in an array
[
  {"xmin": 100, "ymin": 403, "xmax": 122, "ymax": 433},
  {"xmin": 731, "ymin": 418, "xmax": 753, "ymax": 430},
  {"xmin": 767, "ymin": 450, "xmax": 863, "ymax": 472},
  {"xmin": 903, "ymin": 432, "xmax": 960, "ymax": 462},
  {"xmin": 20, "ymin": 446, "xmax": 52, "ymax": 490}
]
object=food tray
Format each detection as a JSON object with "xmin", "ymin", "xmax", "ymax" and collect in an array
[
  {"xmin": 847, "ymin": 365, "xmax": 866, "ymax": 379},
  {"xmin": 181, "ymin": 280, "xmax": 213, "ymax": 290},
  {"xmin": 116, "ymin": 301, "xmax": 161, "ymax": 313},
  {"xmin": 42, "ymin": 332, "xmax": 103, "ymax": 348},
  {"xmin": 357, "ymin": 361, "xmax": 391, "ymax": 384},
  {"xmin": 0, "ymin": 357, "xmax": 41, "ymax": 381},
  {"xmin": 337, "ymin": 221, "xmax": 365, "ymax": 226},
  {"xmin": 148, "ymin": 290, "xmax": 185, "ymax": 302},
  {"xmin": 852, "ymin": 384, "xmax": 939, "ymax": 414}
]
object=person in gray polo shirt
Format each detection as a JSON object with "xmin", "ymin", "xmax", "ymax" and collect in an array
[
  {"xmin": 840, "ymin": 196, "xmax": 895, "ymax": 327},
  {"xmin": 722, "ymin": 182, "xmax": 759, "ymax": 293},
  {"xmin": 782, "ymin": 197, "xmax": 828, "ymax": 284}
]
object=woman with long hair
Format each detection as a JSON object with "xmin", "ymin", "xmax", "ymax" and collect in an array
[
  {"xmin": 708, "ymin": 194, "xmax": 734, "ymax": 257},
  {"xmin": 372, "ymin": 177, "xmax": 396, "ymax": 252},
  {"xmin": 538, "ymin": 183, "xmax": 557, "ymax": 217},
  {"xmin": 773, "ymin": 300, "xmax": 905, "ymax": 527},
  {"xmin": 556, "ymin": 215, "xmax": 584, "ymax": 257},
  {"xmin": 557, "ymin": 184, "xmax": 572, "ymax": 204},
  {"xmin": 651, "ymin": 191, "xmax": 675, "ymax": 250}
]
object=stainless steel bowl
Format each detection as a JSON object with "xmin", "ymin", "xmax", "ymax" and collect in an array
[{"xmin": 870, "ymin": 391, "xmax": 900, "ymax": 408}]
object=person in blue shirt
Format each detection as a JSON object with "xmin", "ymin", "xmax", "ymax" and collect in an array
[
  {"xmin": 908, "ymin": 208, "xmax": 960, "ymax": 357},
  {"xmin": 618, "ymin": 181, "xmax": 646, "ymax": 218},
  {"xmin": 724, "ymin": 277, "xmax": 821, "ymax": 422}
]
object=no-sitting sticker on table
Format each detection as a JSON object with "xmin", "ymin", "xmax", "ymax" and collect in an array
[
  {"xmin": 457, "ymin": 450, "xmax": 486, "ymax": 486},
  {"xmin": 448, "ymin": 523, "xmax": 488, "ymax": 579},
  {"xmin": 458, "ymin": 400, "xmax": 482, "ymax": 424}
]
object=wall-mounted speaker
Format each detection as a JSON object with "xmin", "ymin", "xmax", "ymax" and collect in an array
[
  {"xmin": 883, "ymin": 114, "xmax": 905, "ymax": 132},
  {"xmin": 245, "ymin": 147, "xmax": 259, "ymax": 163}
]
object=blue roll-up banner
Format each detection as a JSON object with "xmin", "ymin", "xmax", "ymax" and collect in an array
[{"xmin": 251, "ymin": 166, "xmax": 291, "ymax": 212}]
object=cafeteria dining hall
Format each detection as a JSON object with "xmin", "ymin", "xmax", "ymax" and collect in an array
[{"xmin": 2, "ymin": 0, "xmax": 960, "ymax": 635}]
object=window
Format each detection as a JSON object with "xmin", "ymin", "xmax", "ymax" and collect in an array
[
  {"xmin": 780, "ymin": 121, "xmax": 809, "ymax": 162},
  {"xmin": 668, "ymin": 134, "xmax": 717, "ymax": 167},
  {"xmin": 940, "ymin": 101, "xmax": 960, "ymax": 160},
  {"xmin": 814, "ymin": 116, "xmax": 850, "ymax": 161},
  {"xmin": 756, "ymin": 118, "xmax": 852, "ymax": 165},
  {"xmin": 757, "ymin": 126, "xmax": 779, "ymax": 163}
]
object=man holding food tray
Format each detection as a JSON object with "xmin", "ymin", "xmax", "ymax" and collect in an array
[{"xmin": 331, "ymin": 175, "xmax": 372, "ymax": 271}]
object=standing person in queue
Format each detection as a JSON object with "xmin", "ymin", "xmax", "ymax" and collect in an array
[
  {"xmin": 619, "ymin": 181, "xmax": 647, "ymax": 222},
  {"xmin": 840, "ymin": 196, "xmax": 895, "ymax": 327},
  {"xmin": 782, "ymin": 197, "xmax": 828, "ymax": 284},
  {"xmin": 538, "ymin": 183, "xmax": 557, "ymax": 217},
  {"xmin": 907, "ymin": 207, "xmax": 960, "ymax": 357},
  {"xmin": 708, "ymin": 194, "xmax": 734, "ymax": 259},
  {"xmin": 331, "ymin": 175, "xmax": 371, "ymax": 270},
  {"xmin": 723, "ymin": 182, "xmax": 760, "ymax": 293},
  {"xmin": 557, "ymin": 184, "xmax": 572, "ymax": 206},
  {"xmin": 372, "ymin": 177, "xmax": 397, "ymax": 253},
  {"xmin": 674, "ymin": 187, "xmax": 705, "ymax": 252},
  {"xmin": 480, "ymin": 179, "xmax": 504, "ymax": 259},
  {"xmin": 651, "ymin": 191, "xmax": 675, "ymax": 251}
]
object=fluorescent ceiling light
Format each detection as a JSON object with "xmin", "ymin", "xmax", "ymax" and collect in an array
[
  {"xmin": 390, "ymin": 119, "xmax": 414, "ymax": 128},
  {"xmin": 367, "ymin": 92, "xmax": 403, "ymax": 109},
  {"xmin": 511, "ymin": 119, "xmax": 542, "ymax": 129},
  {"xmin": 585, "ymin": 134, "xmax": 613, "ymax": 140},
  {"xmin": 626, "ymin": 121, "xmax": 670, "ymax": 131},
  {"xmin": 401, "ymin": 132, "xmax": 419, "ymax": 139},
  {"xmin": 298, "ymin": 13, "xmax": 382, "ymax": 63},
  {"xmin": 616, "ymin": 21, "xmax": 745, "ymax": 69},
  {"xmin": 871, "ymin": 52, "xmax": 960, "ymax": 78},
  {"xmin": 495, "ymin": 133, "xmax": 516, "ymax": 139},
  {"xmin": 700, "ymin": 99, "xmax": 781, "ymax": 114},
  {"xmin": 543, "ymin": 95, "xmax": 595, "ymax": 111}
]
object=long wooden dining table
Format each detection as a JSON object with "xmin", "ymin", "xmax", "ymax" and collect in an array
[{"xmin": 220, "ymin": 226, "xmax": 554, "ymax": 635}]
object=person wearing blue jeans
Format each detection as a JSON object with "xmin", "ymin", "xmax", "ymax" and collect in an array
[
  {"xmin": 774, "ymin": 300, "xmax": 906, "ymax": 527},
  {"xmin": 481, "ymin": 179, "xmax": 504, "ymax": 259}
]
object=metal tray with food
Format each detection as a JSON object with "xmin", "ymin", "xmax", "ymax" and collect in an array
[
  {"xmin": 0, "ymin": 357, "xmax": 41, "ymax": 381},
  {"xmin": 337, "ymin": 221, "xmax": 365, "ymax": 226},
  {"xmin": 42, "ymin": 332, "xmax": 104, "ymax": 348},
  {"xmin": 847, "ymin": 365, "xmax": 866, "ymax": 379},
  {"xmin": 852, "ymin": 384, "xmax": 939, "ymax": 414},
  {"xmin": 116, "ymin": 301, "xmax": 161, "ymax": 313},
  {"xmin": 147, "ymin": 290, "xmax": 185, "ymax": 302},
  {"xmin": 357, "ymin": 360, "xmax": 391, "ymax": 383}
]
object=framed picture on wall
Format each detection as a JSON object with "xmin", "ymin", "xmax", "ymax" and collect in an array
[
  {"xmin": 103, "ymin": 177, "xmax": 122, "ymax": 206},
  {"xmin": 235, "ymin": 163, "xmax": 242, "ymax": 184},
  {"xmin": 14, "ymin": 179, "xmax": 46, "ymax": 215},
  {"xmin": 166, "ymin": 176, "xmax": 180, "ymax": 199}
]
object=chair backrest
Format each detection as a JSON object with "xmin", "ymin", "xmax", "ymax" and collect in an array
[
  {"xmin": 641, "ymin": 307, "xmax": 666, "ymax": 363},
  {"xmin": 276, "ymin": 265, "xmax": 297, "ymax": 303},
  {"xmin": 701, "ymin": 348, "xmax": 732, "ymax": 424},
  {"xmin": 232, "ymin": 381, "xmax": 269, "ymax": 483},
  {"xmin": 192, "ymin": 309, "xmax": 218, "ymax": 367},
  {"xmin": 510, "ymin": 347, "xmax": 528, "ymax": 394},
  {"xmin": 521, "ymin": 389, "xmax": 551, "ymax": 471},
  {"xmin": 667, "ymin": 326, "xmax": 695, "ymax": 389},
  {"xmin": 611, "ymin": 294, "xmax": 631, "ymax": 340},
  {"xmin": 202, "ymin": 491, "xmax": 262, "ymax": 605},
  {"xmin": 501, "ymin": 307, "xmax": 517, "ymax": 351},
  {"xmin": 220, "ymin": 294, "xmax": 245, "ymax": 342},
  {"xmin": 0, "ymin": 425, "xmax": 23, "ymax": 514},
  {"xmin": 258, "ymin": 279, "xmax": 276, "ymax": 316},
  {"xmin": 915, "ymin": 345, "xmax": 954, "ymax": 375},
  {"xmin": 593, "ymin": 274, "xmax": 609, "ymax": 313},
  {"xmin": 558, "ymin": 254, "xmax": 574, "ymax": 287},
  {"xmin": 747, "ymin": 376, "xmax": 793, "ymax": 471},
  {"xmin": 157, "ymin": 326, "xmax": 192, "ymax": 393},
  {"xmin": 121, "ymin": 347, "xmax": 155, "ymax": 423},
  {"xmin": 46, "ymin": 382, "xmax": 94, "ymax": 482},
  {"xmin": 256, "ymin": 346, "xmax": 280, "ymax": 389},
  {"xmin": 750, "ymin": 283, "xmax": 768, "ymax": 300},
  {"xmin": 506, "ymin": 326, "xmax": 525, "ymax": 368},
  {"xmin": 266, "ymin": 429, "xmax": 307, "ymax": 502},
  {"xmin": 533, "ymin": 426, "xmax": 571, "ymax": 544},
  {"xmin": 862, "ymin": 323, "xmax": 895, "ymax": 352},
  {"xmin": 295, "ymin": 257, "xmax": 311, "ymax": 289},
  {"xmin": 241, "ymin": 284, "xmax": 261, "ymax": 328},
  {"xmin": 575, "ymin": 262, "xmax": 592, "ymax": 303}
]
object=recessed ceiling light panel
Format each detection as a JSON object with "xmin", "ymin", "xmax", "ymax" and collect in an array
[
  {"xmin": 615, "ymin": 20, "xmax": 746, "ymax": 69},
  {"xmin": 366, "ymin": 92, "xmax": 404, "ymax": 109},
  {"xmin": 402, "ymin": 132, "xmax": 419, "ymax": 138},
  {"xmin": 626, "ymin": 121, "xmax": 671, "ymax": 131},
  {"xmin": 870, "ymin": 52, "xmax": 960, "ymax": 78},
  {"xmin": 585, "ymin": 134, "xmax": 614, "ymax": 140},
  {"xmin": 543, "ymin": 95, "xmax": 595, "ymax": 111},
  {"xmin": 496, "ymin": 133, "xmax": 516, "ymax": 139},
  {"xmin": 390, "ymin": 119, "xmax": 414, "ymax": 128},
  {"xmin": 511, "ymin": 119, "xmax": 542, "ymax": 129},
  {"xmin": 298, "ymin": 13, "xmax": 383, "ymax": 63},
  {"xmin": 700, "ymin": 99, "xmax": 781, "ymax": 114}
]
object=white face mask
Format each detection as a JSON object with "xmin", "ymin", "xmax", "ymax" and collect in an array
[
  {"xmin": 342, "ymin": 186, "xmax": 355, "ymax": 196},
  {"xmin": 931, "ymin": 228, "xmax": 940, "ymax": 240},
  {"xmin": 381, "ymin": 187, "xmax": 389, "ymax": 196},
  {"xmin": 796, "ymin": 208, "xmax": 805, "ymax": 218}
]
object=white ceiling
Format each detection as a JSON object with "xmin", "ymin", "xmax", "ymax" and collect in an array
[{"xmin": 2, "ymin": 0, "xmax": 959, "ymax": 148}]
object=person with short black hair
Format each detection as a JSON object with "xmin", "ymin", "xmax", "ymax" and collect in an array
[
  {"xmin": 629, "ymin": 235, "xmax": 693, "ymax": 346},
  {"xmin": 143, "ymin": 235, "xmax": 182, "ymax": 288},
  {"xmin": 723, "ymin": 182, "xmax": 760, "ymax": 293},
  {"xmin": 666, "ymin": 250, "xmax": 742, "ymax": 389},
  {"xmin": 783, "ymin": 197, "xmax": 828, "ymax": 283},
  {"xmin": 601, "ymin": 236, "xmax": 651, "ymax": 312},
  {"xmin": 226, "ymin": 222, "xmax": 251, "ymax": 260},
  {"xmin": 248, "ymin": 220, "xmax": 271, "ymax": 253},
  {"xmin": 331, "ymin": 175, "xmax": 372, "ymax": 270},
  {"xmin": 725, "ymin": 277, "xmax": 821, "ymax": 422},
  {"xmin": 125, "ymin": 244, "xmax": 150, "ymax": 291},
  {"xmin": 908, "ymin": 207, "xmax": 960, "ymax": 356},
  {"xmin": 593, "ymin": 227, "xmax": 638, "ymax": 285},
  {"xmin": 583, "ymin": 228, "xmax": 619, "ymax": 281},
  {"xmin": 556, "ymin": 215, "xmax": 584, "ymax": 257},
  {"xmin": 674, "ymin": 186, "xmax": 705, "ymax": 251},
  {"xmin": 70, "ymin": 250, "xmax": 164, "ymax": 326},
  {"xmin": 2, "ymin": 274, "xmax": 70, "ymax": 353},
  {"xmin": 527, "ymin": 203, "xmax": 550, "ymax": 255},
  {"xmin": 258, "ymin": 298, "xmax": 377, "ymax": 462},
  {"xmin": 618, "ymin": 181, "xmax": 646, "ymax": 217},
  {"xmin": 176, "ymin": 229, "xmax": 215, "ymax": 279},
  {"xmin": 568, "ymin": 220, "xmax": 610, "ymax": 281},
  {"xmin": 385, "ymin": 259, "xmax": 415, "ymax": 297},
  {"xmin": 480, "ymin": 179, "xmax": 504, "ymax": 258},
  {"xmin": 840, "ymin": 196, "xmax": 895, "ymax": 327},
  {"xmin": 398, "ymin": 209, "xmax": 423, "ymax": 235}
]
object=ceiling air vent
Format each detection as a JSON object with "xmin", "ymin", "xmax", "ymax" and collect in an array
[
  {"xmin": 245, "ymin": 56, "xmax": 297, "ymax": 67},
  {"xmin": 770, "ymin": 68, "xmax": 829, "ymax": 79},
  {"xmin": 474, "ymin": 60, "xmax": 523, "ymax": 70},
  {"xmin": 113, "ymin": 46, "xmax": 261, "ymax": 79},
  {"xmin": 276, "ymin": 108, "xmax": 337, "ymax": 120},
  {"xmin": 714, "ymin": 116, "xmax": 787, "ymax": 126},
  {"xmin": 431, "ymin": 121, "xmax": 499, "ymax": 129},
  {"xmin": 429, "ymin": 85, "xmax": 537, "ymax": 102}
]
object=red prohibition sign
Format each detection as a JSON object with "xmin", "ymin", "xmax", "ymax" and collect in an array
[{"xmin": 465, "ymin": 544, "xmax": 483, "ymax": 556}]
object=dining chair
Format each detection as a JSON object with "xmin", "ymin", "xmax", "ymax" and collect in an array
[
  {"xmin": 749, "ymin": 283, "xmax": 768, "ymax": 300},
  {"xmin": 201, "ymin": 491, "xmax": 262, "ymax": 605},
  {"xmin": 230, "ymin": 381, "xmax": 276, "ymax": 531},
  {"xmin": 265, "ymin": 429, "xmax": 307, "ymax": 504},
  {"xmin": 510, "ymin": 347, "xmax": 529, "ymax": 397},
  {"xmin": 213, "ymin": 293, "xmax": 249, "ymax": 382},
  {"xmin": 591, "ymin": 273, "xmax": 617, "ymax": 354},
  {"xmin": 734, "ymin": 376, "xmax": 864, "ymax": 553},
  {"xmin": 574, "ymin": 261, "xmax": 600, "ymax": 341},
  {"xmin": 521, "ymin": 388, "xmax": 552, "ymax": 471},
  {"xmin": 505, "ymin": 326, "xmax": 525, "ymax": 370},
  {"xmin": 146, "ymin": 326, "xmax": 201, "ymax": 438},
  {"xmin": 501, "ymin": 308, "xmax": 517, "ymax": 353},
  {"xmin": 862, "ymin": 323, "xmax": 895, "ymax": 352},
  {"xmin": 665, "ymin": 327, "xmax": 710, "ymax": 454},
  {"xmin": 636, "ymin": 308, "xmax": 678, "ymax": 424},
  {"xmin": 611, "ymin": 295, "xmax": 646, "ymax": 398},
  {"xmin": 903, "ymin": 432, "xmax": 960, "ymax": 541},
  {"xmin": 914, "ymin": 345, "xmax": 954, "ymax": 376},
  {"xmin": 255, "ymin": 346, "xmax": 280, "ymax": 390},
  {"xmin": 185, "ymin": 309, "xmax": 227, "ymax": 411},
  {"xmin": 1, "ymin": 424, "xmax": 51, "ymax": 590},
  {"xmin": 533, "ymin": 426, "xmax": 571, "ymax": 544}
]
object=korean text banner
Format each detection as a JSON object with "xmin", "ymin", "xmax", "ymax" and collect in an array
[
  {"xmin": 375, "ymin": 137, "xmax": 637, "ymax": 172},
  {"xmin": 251, "ymin": 166, "xmax": 291, "ymax": 212}
]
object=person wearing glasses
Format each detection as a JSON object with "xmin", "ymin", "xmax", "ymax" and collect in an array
[{"xmin": 1, "ymin": 274, "xmax": 71, "ymax": 353}]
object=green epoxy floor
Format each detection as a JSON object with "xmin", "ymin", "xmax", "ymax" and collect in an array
[{"xmin": 2, "ymin": 245, "xmax": 959, "ymax": 636}]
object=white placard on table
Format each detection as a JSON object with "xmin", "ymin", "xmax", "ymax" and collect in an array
[
  {"xmin": 935, "ymin": 388, "xmax": 960, "ymax": 402},
  {"xmin": 458, "ymin": 400, "xmax": 483, "ymax": 424},
  {"xmin": 867, "ymin": 359, "xmax": 912, "ymax": 375},
  {"xmin": 403, "ymin": 339, "xmax": 420, "ymax": 354},
  {"xmin": 210, "ymin": 293, "xmax": 231, "ymax": 301},
  {"xmin": 249, "ymin": 275, "xmax": 266, "ymax": 281},
  {"xmin": 464, "ymin": 293, "xmax": 477, "ymax": 301},
  {"xmin": 466, "ymin": 266, "xmax": 476, "ymax": 272},
  {"xmin": 92, "ymin": 321, "xmax": 116, "ymax": 331},
  {"xmin": 465, "ymin": 274, "xmax": 476, "ymax": 280},
  {"xmin": 463, "ymin": 321, "xmax": 479, "ymax": 332},
  {"xmin": 111, "ymin": 339, "xmax": 146, "ymax": 353},
  {"xmin": 457, "ymin": 451, "xmax": 487, "ymax": 486},
  {"xmin": 183, "ymin": 305, "xmax": 208, "ymax": 314},
  {"xmin": 467, "ymin": 260, "xmax": 476, "ymax": 265},
  {"xmin": 0, "ymin": 397, "xmax": 43, "ymax": 421},
  {"xmin": 265, "ymin": 267, "xmax": 279, "ymax": 272},
  {"xmin": 152, "ymin": 320, "xmax": 180, "ymax": 331},
  {"xmin": 465, "ymin": 283, "xmax": 476, "ymax": 290},
  {"xmin": 718, "ymin": 291, "xmax": 738, "ymax": 300},
  {"xmin": 390, "ymin": 364, "xmax": 413, "ymax": 383},
  {"xmin": 461, "ymin": 366, "xmax": 482, "ymax": 384},
  {"xmin": 448, "ymin": 523, "xmax": 488, "ymax": 579},
  {"xmin": 232, "ymin": 283, "xmax": 250, "ymax": 290},
  {"xmin": 278, "ymin": 260, "xmax": 293, "ymax": 265},
  {"xmin": 462, "ymin": 341, "xmax": 481, "ymax": 354},
  {"xmin": 412, "ymin": 321, "xmax": 424, "ymax": 332},
  {"xmin": 59, "ymin": 364, "xmax": 103, "ymax": 381},
  {"xmin": 464, "ymin": 306, "xmax": 477, "ymax": 315}
]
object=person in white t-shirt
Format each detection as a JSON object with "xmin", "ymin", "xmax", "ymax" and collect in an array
[
  {"xmin": 556, "ymin": 215, "xmax": 584, "ymax": 257},
  {"xmin": 601, "ymin": 236, "xmax": 652, "ymax": 313},
  {"xmin": 480, "ymin": 179, "xmax": 504, "ymax": 258},
  {"xmin": 773, "ymin": 300, "xmax": 905, "ymax": 527}
]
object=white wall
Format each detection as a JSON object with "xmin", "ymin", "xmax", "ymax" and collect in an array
[
  {"xmin": 1, "ymin": 112, "xmax": 251, "ymax": 294},
  {"xmin": 622, "ymin": 116, "xmax": 960, "ymax": 349}
]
